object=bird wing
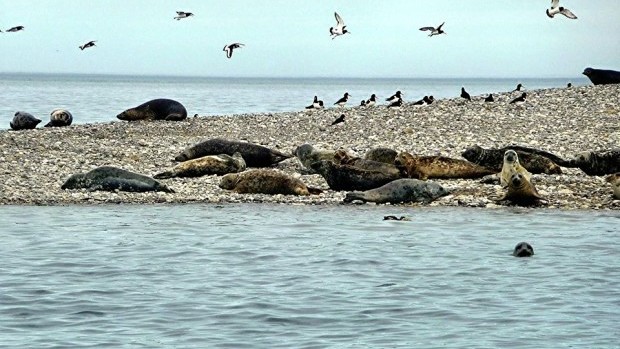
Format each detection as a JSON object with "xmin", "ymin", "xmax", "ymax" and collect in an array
[
  {"xmin": 419, "ymin": 27, "xmax": 434, "ymax": 31},
  {"xmin": 176, "ymin": 11, "xmax": 185, "ymax": 15},
  {"xmin": 437, "ymin": 22, "xmax": 445, "ymax": 30},
  {"xmin": 560, "ymin": 8, "xmax": 577, "ymax": 19},
  {"xmin": 550, "ymin": 0, "xmax": 559, "ymax": 9},
  {"xmin": 334, "ymin": 12, "xmax": 344, "ymax": 26}
]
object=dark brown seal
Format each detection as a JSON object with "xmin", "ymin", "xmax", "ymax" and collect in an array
[
  {"xmin": 117, "ymin": 98, "xmax": 187, "ymax": 121},
  {"xmin": 219, "ymin": 169, "xmax": 321, "ymax": 195},
  {"xmin": 395, "ymin": 152, "xmax": 495, "ymax": 180},
  {"xmin": 462, "ymin": 145, "xmax": 564, "ymax": 174},
  {"xmin": 573, "ymin": 149, "xmax": 620, "ymax": 176},
  {"xmin": 496, "ymin": 172, "xmax": 544, "ymax": 206},
  {"xmin": 311, "ymin": 160, "xmax": 400, "ymax": 191},
  {"xmin": 175, "ymin": 138, "xmax": 291, "ymax": 168}
]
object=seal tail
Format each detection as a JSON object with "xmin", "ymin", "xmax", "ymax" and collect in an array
[
  {"xmin": 307, "ymin": 187, "xmax": 323, "ymax": 195},
  {"xmin": 153, "ymin": 171, "xmax": 174, "ymax": 179}
]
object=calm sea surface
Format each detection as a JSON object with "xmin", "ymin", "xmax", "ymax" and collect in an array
[
  {"xmin": 0, "ymin": 73, "xmax": 589, "ymax": 129},
  {"xmin": 0, "ymin": 204, "xmax": 618, "ymax": 348}
]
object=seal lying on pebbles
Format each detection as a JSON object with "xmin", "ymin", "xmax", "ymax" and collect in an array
[
  {"xmin": 117, "ymin": 98, "xmax": 187, "ymax": 121},
  {"xmin": 175, "ymin": 138, "xmax": 291, "ymax": 168},
  {"xmin": 573, "ymin": 149, "xmax": 620, "ymax": 175},
  {"xmin": 10, "ymin": 111, "xmax": 41, "ymax": 130},
  {"xmin": 294, "ymin": 144, "xmax": 336, "ymax": 170},
  {"xmin": 500, "ymin": 150, "xmax": 532, "ymax": 187},
  {"xmin": 45, "ymin": 109, "xmax": 73, "ymax": 127},
  {"xmin": 154, "ymin": 152, "xmax": 246, "ymax": 179},
  {"xmin": 311, "ymin": 160, "xmax": 401, "ymax": 191},
  {"xmin": 395, "ymin": 152, "xmax": 494, "ymax": 180},
  {"xmin": 462, "ymin": 145, "xmax": 564, "ymax": 174},
  {"xmin": 513, "ymin": 242, "xmax": 534, "ymax": 257},
  {"xmin": 334, "ymin": 149, "xmax": 401, "ymax": 176},
  {"xmin": 497, "ymin": 173, "xmax": 544, "ymax": 205},
  {"xmin": 343, "ymin": 178, "xmax": 449, "ymax": 204},
  {"xmin": 219, "ymin": 169, "xmax": 321, "ymax": 195},
  {"xmin": 606, "ymin": 173, "xmax": 620, "ymax": 199},
  {"xmin": 582, "ymin": 67, "xmax": 620, "ymax": 85},
  {"xmin": 364, "ymin": 147, "xmax": 398, "ymax": 164},
  {"xmin": 61, "ymin": 166, "xmax": 174, "ymax": 193}
]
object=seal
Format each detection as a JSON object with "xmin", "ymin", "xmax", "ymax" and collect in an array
[
  {"xmin": 10, "ymin": 111, "xmax": 41, "ymax": 130},
  {"xmin": 175, "ymin": 138, "xmax": 292, "ymax": 168},
  {"xmin": 219, "ymin": 169, "xmax": 321, "ymax": 195},
  {"xmin": 500, "ymin": 150, "xmax": 532, "ymax": 187},
  {"xmin": 61, "ymin": 166, "xmax": 174, "ymax": 193},
  {"xmin": 294, "ymin": 143, "xmax": 337, "ymax": 170},
  {"xmin": 364, "ymin": 147, "xmax": 398, "ymax": 164},
  {"xmin": 383, "ymin": 215, "xmax": 410, "ymax": 221},
  {"xmin": 117, "ymin": 98, "xmax": 188, "ymax": 121},
  {"xmin": 310, "ymin": 160, "xmax": 401, "ymax": 191},
  {"xmin": 334, "ymin": 149, "xmax": 401, "ymax": 176},
  {"xmin": 582, "ymin": 67, "xmax": 620, "ymax": 85},
  {"xmin": 394, "ymin": 152, "xmax": 495, "ymax": 180},
  {"xmin": 513, "ymin": 242, "xmax": 534, "ymax": 257},
  {"xmin": 496, "ymin": 172, "xmax": 543, "ymax": 205},
  {"xmin": 605, "ymin": 173, "xmax": 620, "ymax": 199},
  {"xmin": 45, "ymin": 109, "xmax": 73, "ymax": 127},
  {"xmin": 462, "ymin": 145, "xmax": 565, "ymax": 174},
  {"xmin": 154, "ymin": 152, "xmax": 246, "ymax": 179},
  {"xmin": 343, "ymin": 178, "xmax": 449, "ymax": 204},
  {"xmin": 573, "ymin": 149, "xmax": 620, "ymax": 176}
]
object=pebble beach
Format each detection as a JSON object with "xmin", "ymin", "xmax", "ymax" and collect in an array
[{"xmin": 1, "ymin": 84, "xmax": 618, "ymax": 209}]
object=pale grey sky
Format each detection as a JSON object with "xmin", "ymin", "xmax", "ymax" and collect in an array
[{"xmin": 1, "ymin": 0, "xmax": 618, "ymax": 78}]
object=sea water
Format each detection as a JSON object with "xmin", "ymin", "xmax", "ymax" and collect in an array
[{"xmin": 0, "ymin": 204, "xmax": 618, "ymax": 348}]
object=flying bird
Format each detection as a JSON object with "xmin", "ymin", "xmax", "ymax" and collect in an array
[
  {"xmin": 174, "ymin": 11, "xmax": 194, "ymax": 20},
  {"xmin": 223, "ymin": 43, "xmax": 244, "ymax": 59},
  {"xmin": 386, "ymin": 91, "xmax": 402, "ymax": 103},
  {"xmin": 334, "ymin": 92, "xmax": 351, "ymax": 107},
  {"xmin": 330, "ymin": 12, "xmax": 349, "ymax": 39},
  {"xmin": 5, "ymin": 26, "xmax": 24, "ymax": 32},
  {"xmin": 79, "ymin": 40, "xmax": 96, "ymax": 50},
  {"xmin": 485, "ymin": 94, "xmax": 495, "ymax": 102},
  {"xmin": 460, "ymin": 87, "xmax": 471, "ymax": 101},
  {"xmin": 331, "ymin": 114, "xmax": 345, "ymax": 126},
  {"xmin": 546, "ymin": 0, "xmax": 577, "ymax": 19},
  {"xmin": 509, "ymin": 92, "xmax": 527, "ymax": 105},
  {"xmin": 419, "ymin": 22, "xmax": 446, "ymax": 37}
]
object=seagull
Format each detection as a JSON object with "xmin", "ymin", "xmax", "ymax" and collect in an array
[
  {"xmin": 546, "ymin": 0, "xmax": 577, "ymax": 19},
  {"xmin": 329, "ymin": 12, "xmax": 349, "ymax": 39},
  {"xmin": 174, "ymin": 11, "xmax": 194, "ymax": 20},
  {"xmin": 509, "ymin": 92, "xmax": 527, "ymax": 105},
  {"xmin": 460, "ymin": 87, "xmax": 471, "ymax": 101},
  {"xmin": 485, "ymin": 94, "xmax": 495, "ymax": 102},
  {"xmin": 79, "ymin": 40, "xmax": 96, "ymax": 50},
  {"xmin": 305, "ymin": 96, "xmax": 324, "ymax": 110},
  {"xmin": 5, "ymin": 26, "xmax": 24, "ymax": 32},
  {"xmin": 386, "ymin": 91, "xmax": 402, "ymax": 103},
  {"xmin": 223, "ymin": 43, "xmax": 244, "ymax": 59},
  {"xmin": 334, "ymin": 92, "xmax": 351, "ymax": 107},
  {"xmin": 331, "ymin": 114, "xmax": 345, "ymax": 126},
  {"xmin": 365, "ymin": 94, "xmax": 377, "ymax": 107},
  {"xmin": 419, "ymin": 22, "xmax": 446, "ymax": 37},
  {"xmin": 513, "ymin": 83, "xmax": 524, "ymax": 92}
]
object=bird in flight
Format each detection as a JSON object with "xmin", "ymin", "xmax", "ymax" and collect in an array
[
  {"xmin": 419, "ymin": 22, "xmax": 446, "ymax": 37},
  {"xmin": 223, "ymin": 43, "xmax": 244, "ymax": 59},
  {"xmin": 330, "ymin": 12, "xmax": 349, "ymax": 39},
  {"xmin": 174, "ymin": 11, "xmax": 194, "ymax": 20},
  {"xmin": 5, "ymin": 26, "xmax": 25, "ymax": 32},
  {"xmin": 79, "ymin": 40, "xmax": 96, "ymax": 51},
  {"xmin": 546, "ymin": 0, "xmax": 577, "ymax": 19}
]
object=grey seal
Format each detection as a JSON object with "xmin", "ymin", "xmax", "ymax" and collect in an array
[
  {"xmin": 294, "ymin": 144, "xmax": 337, "ymax": 170},
  {"xmin": 573, "ymin": 149, "xmax": 620, "ymax": 176},
  {"xmin": 513, "ymin": 242, "xmax": 534, "ymax": 257},
  {"xmin": 45, "ymin": 109, "xmax": 73, "ymax": 127},
  {"xmin": 582, "ymin": 67, "xmax": 620, "ymax": 85},
  {"xmin": 364, "ymin": 147, "xmax": 398, "ymax": 164},
  {"xmin": 117, "ymin": 98, "xmax": 187, "ymax": 121},
  {"xmin": 310, "ymin": 160, "xmax": 401, "ymax": 191},
  {"xmin": 462, "ymin": 145, "xmax": 565, "ymax": 174},
  {"xmin": 154, "ymin": 152, "xmax": 246, "ymax": 179},
  {"xmin": 61, "ymin": 166, "xmax": 174, "ymax": 193},
  {"xmin": 343, "ymin": 178, "xmax": 449, "ymax": 204},
  {"xmin": 219, "ymin": 169, "xmax": 321, "ymax": 195},
  {"xmin": 10, "ymin": 111, "xmax": 41, "ymax": 130},
  {"xmin": 175, "ymin": 138, "xmax": 291, "ymax": 168}
]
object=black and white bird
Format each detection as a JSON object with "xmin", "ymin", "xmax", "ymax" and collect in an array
[
  {"xmin": 509, "ymin": 92, "xmax": 527, "ymax": 105},
  {"xmin": 460, "ymin": 87, "xmax": 471, "ymax": 101},
  {"xmin": 329, "ymin": 12, "xmax": 349, "ymax": 39},
  {"xmin": 419, "ymin": 22, "xmax": 446, "ymax": 37},
  {"xmin": 387, "ymin": 98, "xmax": 403, "ymax": 109},
  {"xmin": 426, "ymin": 96, "xmax": 435, "ymax": 104},
  {"xmin": 174, "ymin": 11, "xmax": 194, "ymax": 20},
  {"xmin": 386, "ymin": 91, "xmax": 402, "ymax": 104},
  {"xmin": 331, "ymin": 114, "xmax": 345, "ymax": 126},
  {"xmin": 412, "ymin": 96, "xmax": 428, "ymax": 106},
  {"xmin": 305, "ymin": 96, "xmax": 324, "ymax": 110},
  {"xmin": 360, "ymin": 100, "xmax": 366, "ymax": 107},
  {"xmin": 79, "ymin": 40, "xmax": 96, "ymax": 50},
  {"xmin": 365, "ymin": 94, "xmax": 377, "ymax": 107},
  {"xmin": 513, "ymin": 83, "xmax": 524, "ymax": 92},
  {"xmin": 546, "ymin": 0, "xmax": 577, "ymax": 19},
  {"xmin": 334, "ymin": 92, "xmax": 351, "ymax": 107},
  {"xmin": 223, "ymin": 43, "xmax": 244, "ymax": 59},
  {"xmin": 5, "ymin": 26, "xmax": 24, "ymax": 32},
  {"xmin": 484, "ymin": 94, "xmax": 495, "ymax": 102},
  {"xmin": 567, "ymin": 82, "xmax": 572, "ymax": 88}
]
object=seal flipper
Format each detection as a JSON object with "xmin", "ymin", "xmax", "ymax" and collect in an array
[{"xmin": 343, "ymin": 191, "xmax": 367, "ymax": 203}]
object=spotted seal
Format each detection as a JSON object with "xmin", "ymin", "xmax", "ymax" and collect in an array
[
  {"xmin": 219, "ymin": 169, "xmax": 321, "ymax": 195},
  {"xmin": 582, "ymin": 67, "xmax": 620, "ymax": 85},
  {"xmin": 513, "ymin": 242, "xmax": 534, "ymax": 257},
  {"xmin": 500, "ymin": 150, "xmax": 532, "ymax": 187},
  {"xmin": 175, "ymin": 138, "xmax": 291, "ymax": 168},
  {"xmin": 10, "ymin": 111, "xmax": 41, "ymax": 130},
  {"xmin": 343, "ymin": 178, "xmax": 449, "ymax": 204},
  {"xmin": 573, "ymin": 149, "xmax": 620, "ymax": 176},
  {"xmin": 395, "ymin": 152, "xmax": 495, "ymax": 180},
  {"xmin": 45, "ymin": 109, "xmax": 73, "ymax": 127},
  {"xmin": 154, "ymin": 152, "xmax": 246, "ymax": 179},
  {"xmin": 310, "ymin": 160, "xmax": 400, "ymax": 191},
  {"xmin": 294, "ymin": 144, "xmax": 337, "ymax": 170},
  {"xmin": 117, "ymin": 98, "xmax": 187, "ymax": 121},
  {"xmin": 61, "ymin": 166, "xmax": 174, "ymax": 193},
  {"xmin": 605, "ymin": 173, "xmax": 620, "ymax": 199},
  {"xmin": 497, "ymin": 172, "xmax": 543, "ymax": 205},
  {"xmin": 334, "ymin": 149, "xmax": 401, "ymax": 176},
  {"xmin": 364, "ymin": 147, "xmax": 398, "ymax": 164},
  {"xmin": 462, "ymin": 145, "xmax": 564, "ymax": 174}
]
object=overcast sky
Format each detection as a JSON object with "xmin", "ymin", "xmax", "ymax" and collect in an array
[{"xmin": 1, "ymin": 0, "xmax": 618, "ymax": 78}]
